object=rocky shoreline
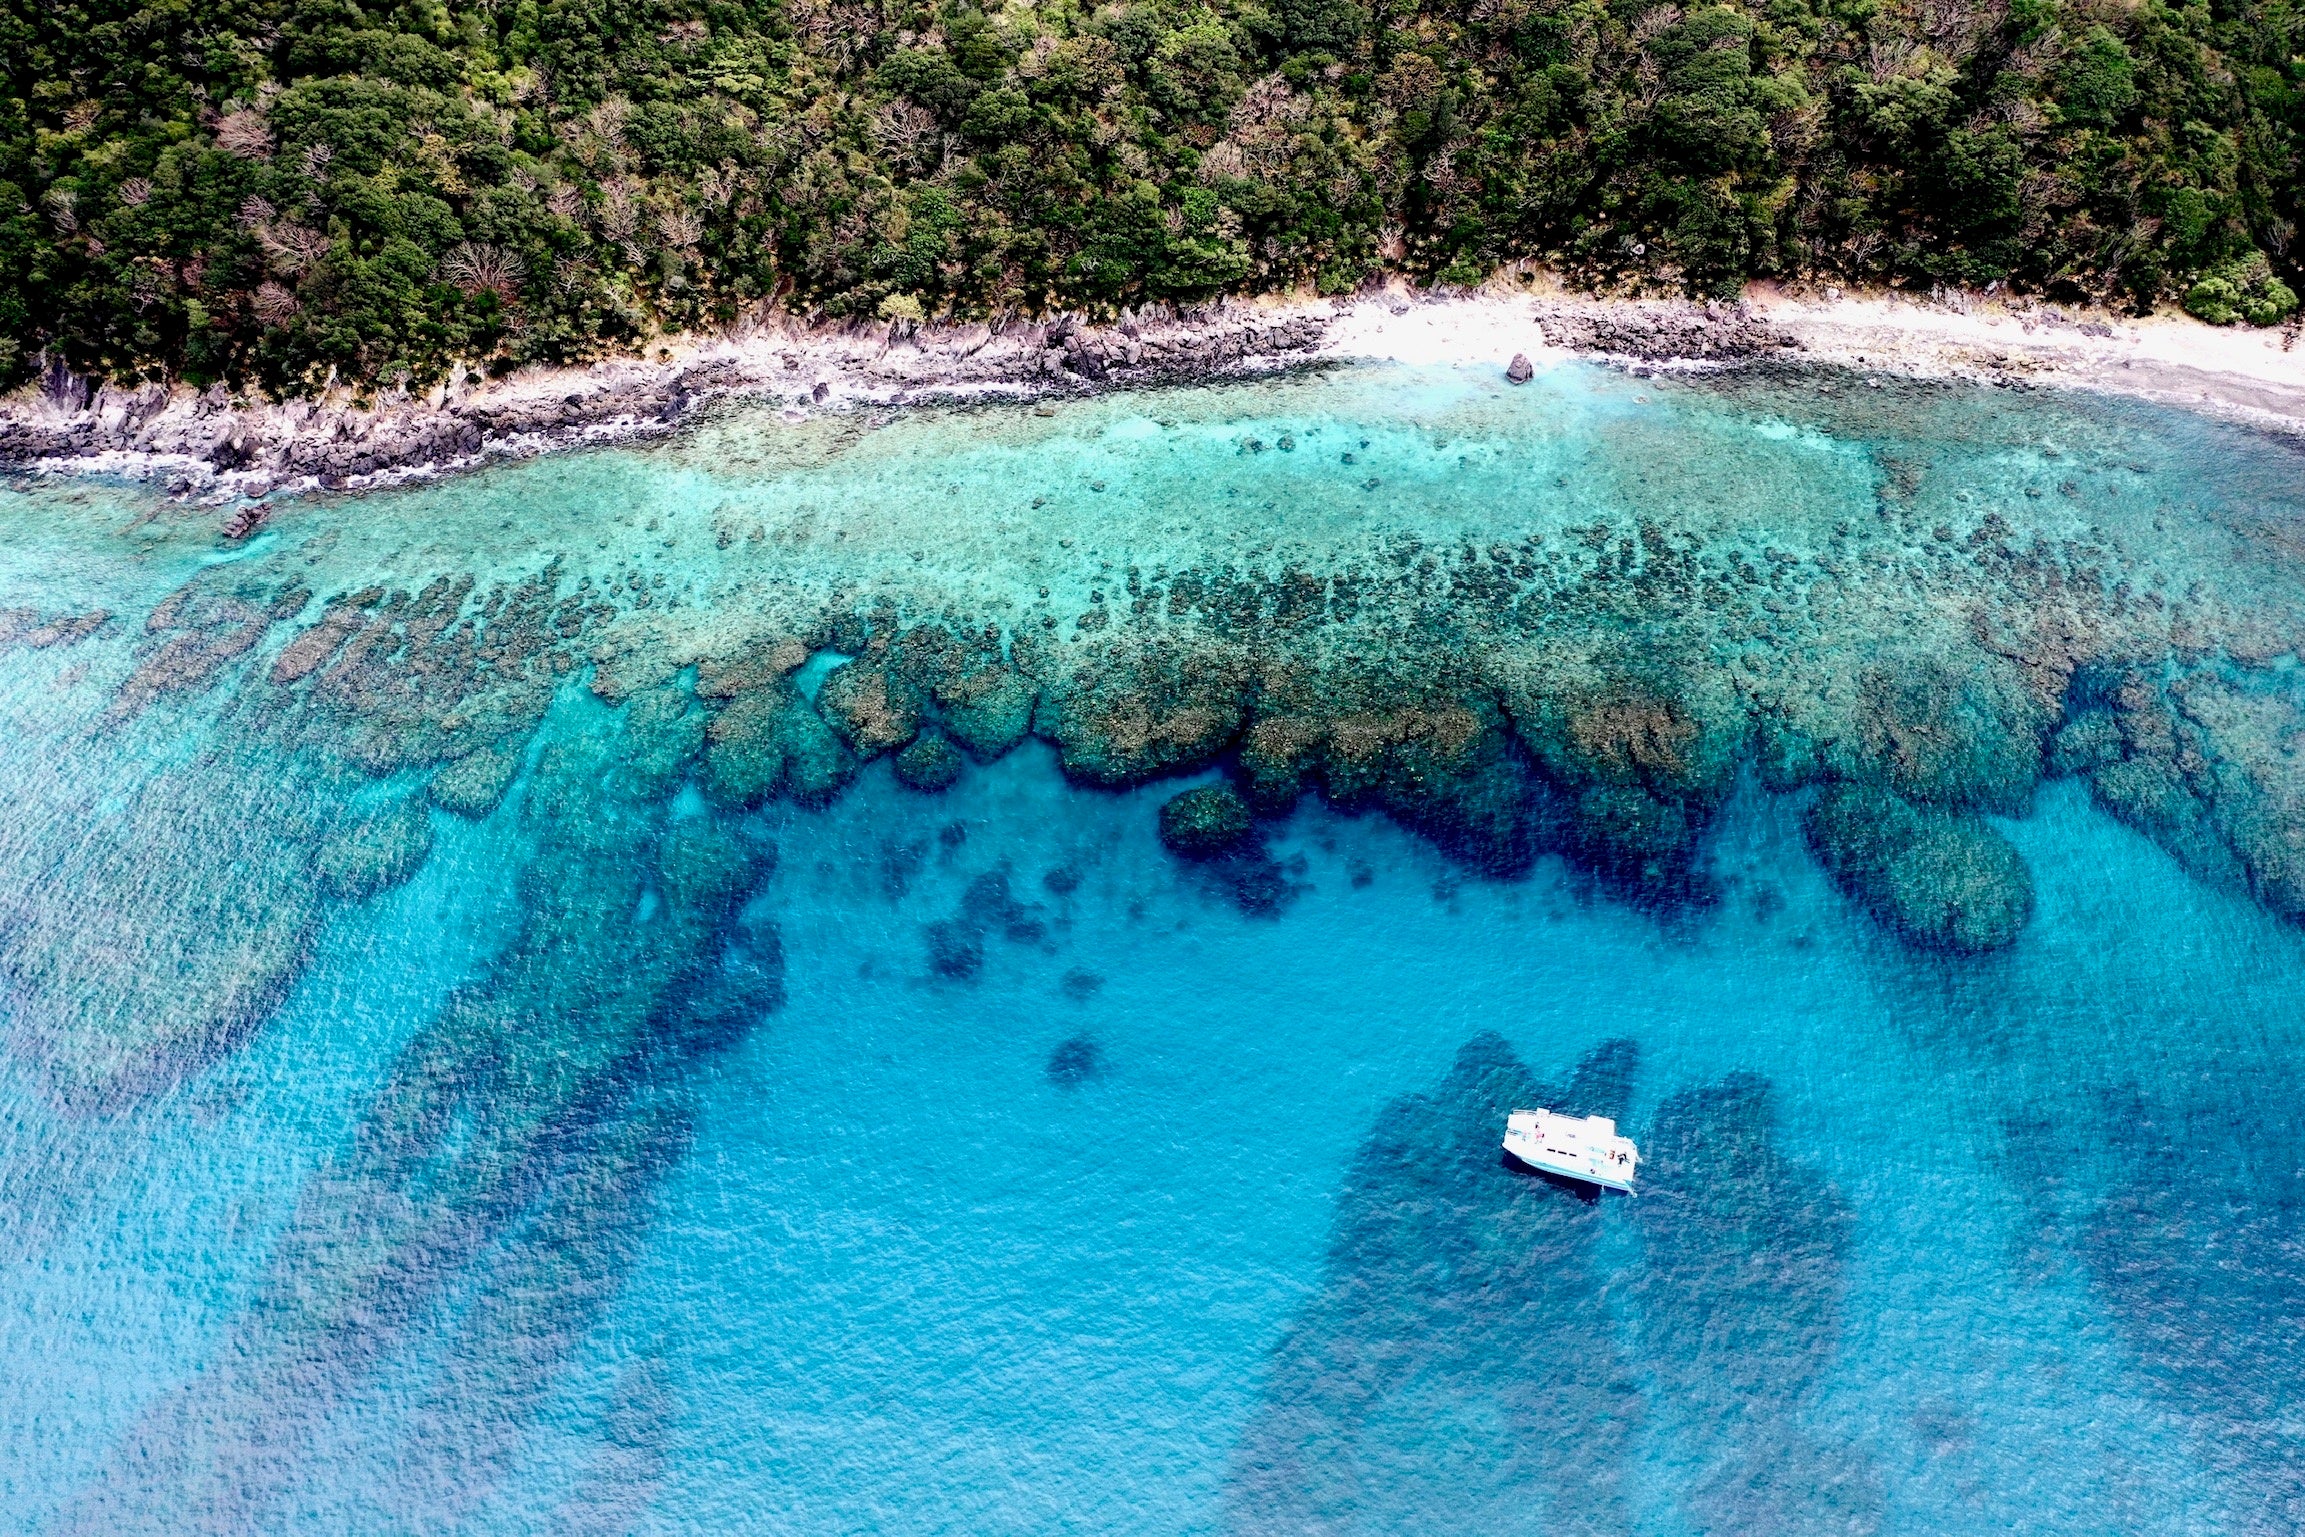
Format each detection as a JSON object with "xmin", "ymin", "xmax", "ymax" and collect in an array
[
  {"xmin": 0, "ymin": 300, "xmax": 1342, "ymax": 504},
  {"xmin": 8, "ymin": 283, "xmax": 2301, "ymax": 510}
]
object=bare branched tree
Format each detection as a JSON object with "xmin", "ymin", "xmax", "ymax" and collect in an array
[
  {"xmin": 872, "ymin": 101, "xmax": 941, "ymax": 169},
  {"xmin": 1868, "ymin": 34, "xmax": 1919, "ymax": 83},
  {"xmin": 253, "ymin": 281, "xmax": 301, "ymax": 324},
  {"xmin": 599, "ymin": 181, "xmax": 642, "ymax": 243},
  {"xmin": 117, "ymin": 178, "xmax": 153, "ymax": 208},
  {"xmin": 216, "ymin": 107, "xmax": 274, "ymax": 159},
  {"xmin": 585, "ymin": 96, "xmax": 632, "ymax": 149},
  {"xmin": 258, "ymin": 221, "xmax": 333, "ymax": 274},
  {"xmin": 439, "ymin": 241, "xmax": 529, "ymax": 299},
  {"xmin": 1198, "ymin": 141, "xmax": 1249, "ymax": 183},
  {"xmin": 657, "ymin": 205, "xmax": 704, "ymax": 250}
]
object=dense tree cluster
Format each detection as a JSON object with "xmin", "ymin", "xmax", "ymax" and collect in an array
[{"xmin": 3, "ymin": 0, "xmax": 2298, "ymax": 394}]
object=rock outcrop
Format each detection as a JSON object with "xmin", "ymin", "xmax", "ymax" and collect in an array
[
  {"xmin": 1533, "ymin": 300, "xmax": 1796, "ymax": 362},
  {"xmin": 1805, "ymin": 783, "xmax": 2035, "ymax": 951},
  {"xmin": 1158, "ymin": 785, "xmax": 1255, "ymax": 858}
]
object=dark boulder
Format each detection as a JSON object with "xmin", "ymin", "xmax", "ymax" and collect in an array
[
  {"xmin": 816, "ymin": 662, "xmax": 921, "ymax": 757},
  {"xmin": 1159, "ymin": 784, "xmax": 1254, "ymax": 858},
  {"xmin": 894, "ymin": 731, "xmax": 964, "ymax": 792},
  {"xmin": 1805, "ymin": 783, "xmax": 2033, "ymax": 952}
]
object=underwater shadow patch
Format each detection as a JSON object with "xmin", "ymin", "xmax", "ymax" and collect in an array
[
  {"xmin": 1223, "ymin": 1033, "xmax": 1642, "ymax": 1537},
  {"xmin": 1626, "ymin": 1072, "xmax": 1882, "ymax": 1536},
  {"xmin": 1046, "ymin": 1032, "xmax": 1103, "ymax": 1088},
  {"xmin": 923, "ymin": 864, "xmax": 1047, "ymax": 980},
  {"xmin": 2070, "ymin": 1081, "xmax": 2305, "ymax": 1529},
  {"xmin": 52, "ymin": 709, "xmax": 782, "ymax": 1534}
]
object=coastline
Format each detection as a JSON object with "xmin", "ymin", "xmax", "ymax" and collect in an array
[{"xmin": 5, "ymin": 279, "xmax": 2301, "ymax": 510}]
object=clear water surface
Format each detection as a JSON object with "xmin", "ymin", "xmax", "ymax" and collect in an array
[{"xmin": 0, "ymin": 359, "xmax": 2301, "ymax": 1535}]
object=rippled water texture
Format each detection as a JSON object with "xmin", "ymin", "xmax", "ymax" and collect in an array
[{"xmin": 3, "ymin": 360, "xmax": 2304, "ymax": 1534}]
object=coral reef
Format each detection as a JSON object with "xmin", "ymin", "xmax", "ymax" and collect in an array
[
  {"xmin": 261, "ymin": 705, "xmax": 779, "ymax": 1351},
  {"xmin": 1805, "ymin": 784, "xmax": 2035, "ymax": 952},
  {"xmin": 10, "ymin": 368, "xmax": 2305, "ymax": 1112},
  {"xmin": 313, "ymin": 796, "xmax": 435, "ymax": 901},
  {"xmin": 1157, "ymin": 785, "xmax": 1254, "ymax": 858}
]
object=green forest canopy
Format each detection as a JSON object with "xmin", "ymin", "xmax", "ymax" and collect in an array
[{"xmin": 3, "ymin": 0, "xmax": 2299, "ymax": 395}]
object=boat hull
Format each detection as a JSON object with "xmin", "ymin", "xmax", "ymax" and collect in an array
[
  {"xmin": 1501, "ymin": 1135, "xmax": 1637, "ymax": 1192},
  {"xmin": 1500, "ymin": 1108, "xmax": 1641, "ymax": 1193}
]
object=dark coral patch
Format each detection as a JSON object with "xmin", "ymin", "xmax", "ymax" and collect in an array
[
  {"xmin": 894, "ymin": 731, "xmax": 964, "ymax": 792},
  {"xmin": 1806, "ymin": 783, "xmax": 2034, "ymax": 951},
  {"xmin": 1045, "ymin": 1034, "xmax": 1102, "ymax": 1087},
  {"xmin": 1158, "ymin": 784, "xmax": 1254, "ymax": 858}
]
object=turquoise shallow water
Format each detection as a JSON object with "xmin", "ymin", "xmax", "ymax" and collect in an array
[{"xmin": 2, "ymin": 360, "xmax": 2304, "ymax": 1533}]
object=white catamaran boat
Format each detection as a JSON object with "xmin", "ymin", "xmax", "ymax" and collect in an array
[{"xmin": 1502, "ymin": 1108, "xmax": 1640, "ymax": 1193}]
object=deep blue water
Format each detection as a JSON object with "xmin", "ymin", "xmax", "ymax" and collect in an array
[{"xmin": 2, "ymin": 360, "xmax": 2303, "ymax": 1533}]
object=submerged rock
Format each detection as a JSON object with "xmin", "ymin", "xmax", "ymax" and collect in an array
[
  {"xmin": 936, "ymin": 665, "xmax": 1036, "ymax": 760},
  {"xmin": 430, "ymin": 741, "xmax": 522, "ymax": 818},
  {"xmin": 1159, "ymin": 784, "xmax": 1254, "ymax": 858},
  {"xmin": 816, "ymin": 661, "xmax": 921, "ymax": 757},
  {"xmin": 1805, "ymin": 783, "xmax": 2034, "ymax": 951},
  {"xmin": 893, "ymin": 730, "xmax": 964, "ymax": 792},
  {"xmin": 315, "ymin": 797, "xmax": 436, "ymax": 901}
]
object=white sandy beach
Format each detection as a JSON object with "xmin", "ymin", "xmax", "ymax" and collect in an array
[{"xmin": 1322, "ymin": 279, "xmax": 2305, "ymax": 430}]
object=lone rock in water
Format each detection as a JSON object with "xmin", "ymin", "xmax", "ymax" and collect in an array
[{"xmin": 1505, "ymin": 353, "xmax": 1534, "ymax": 384}]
